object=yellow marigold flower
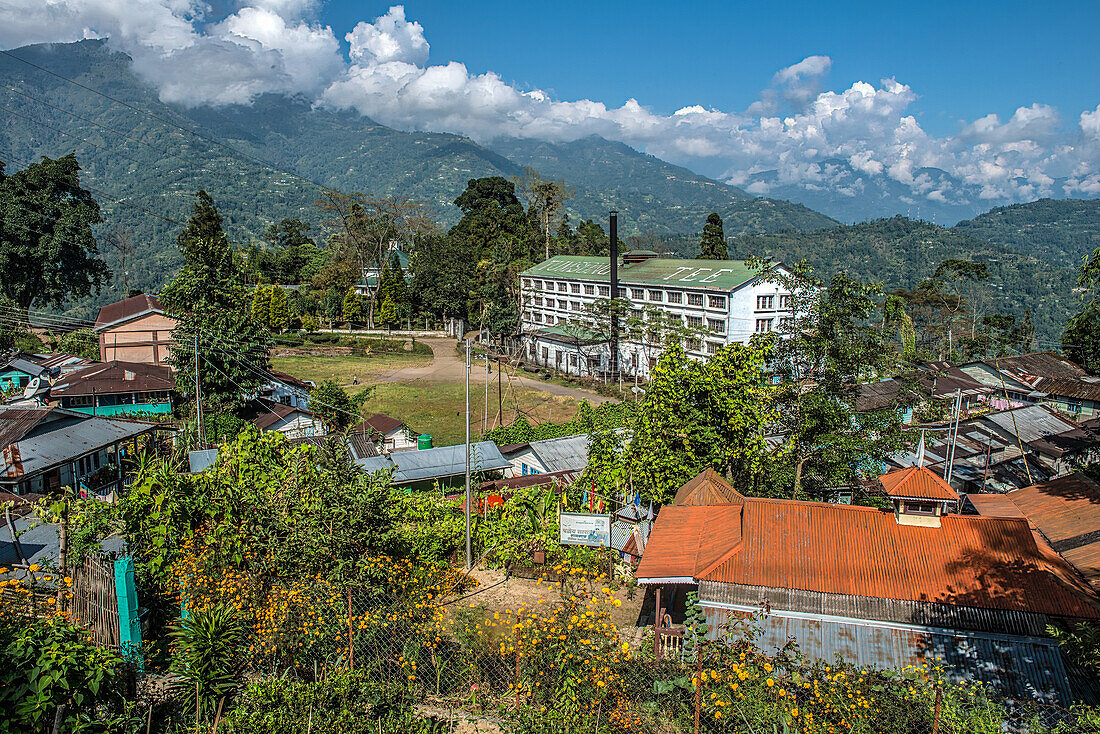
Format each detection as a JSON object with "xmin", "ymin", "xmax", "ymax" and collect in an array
[
  {"xmin": 766, "ymin": 678, "xmax": 775, "ymax": 687},
  {"xmin": 28, "ymin": 564, "xmax": 39, "ymax": 572}
]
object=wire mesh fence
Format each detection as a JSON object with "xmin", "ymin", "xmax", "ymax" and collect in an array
[{"xmin": 225, "ymin": 577, "xmax": 1100, "ymax": 734}]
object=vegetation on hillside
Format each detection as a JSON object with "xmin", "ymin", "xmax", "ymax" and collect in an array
[{"xmin": 953, "ymin": 198, "xmax": 1100, "ymax": 267}]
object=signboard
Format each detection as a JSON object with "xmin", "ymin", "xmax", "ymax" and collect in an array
[{"xmin": 559, "ymin": 512, "xmax": 612, "ymax": 547}]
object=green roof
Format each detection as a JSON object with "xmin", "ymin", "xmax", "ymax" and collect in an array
[
  {"xmin": 536, "ymin": 324, "xmax": 606, "ymax": 344},
  {"xmin": 522, "ymin": 256, "xmax": 759, "ymax": 292}
]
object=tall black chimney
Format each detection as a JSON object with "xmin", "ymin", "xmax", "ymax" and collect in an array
[{"xmin": 609, "ymin": 211, "xmax": 619, "ymax": 379}]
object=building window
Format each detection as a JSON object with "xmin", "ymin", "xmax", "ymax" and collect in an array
[
  {"xmin": 1067, "ymin": 400, "xmax": 1083, "ymax": 414},
  {"xmin": 686, "ymin": 339, "xmax": 702, "ymax": 352},
  {"xmin": 779, "ymin": 316, "xmax": 794, "ymax": 330},
  {"xmin": 706, "ymin": 342, "xmax": 719, "ymax": 355},
  {"xmin": 631, "ymin": 288, "xmax": 644, "ymax": 300},
  {"xmin": 756, "ymin": 295, "xmax": 774, "ymax": 310},
  {"xmin": 687, "ymin": 292, "xmax": 704, "ymax": 307},
  {"xmin": 903, "ymin": 501, "xmax": 938, "ymax": 516},
  {"xmin": 686, "ymin": 315, "xmax": 703, "ymax": 328},
  {"xmin": 667, "ymin": 291, "xmax": 683, "ymax": 304},
  {"xmin": 779, "ymin": 294, "xmax": 792, "ymax": 309},
  {"xmin": 542, "ymin": 347, "xmax": 549, "ymax": 360},
  {"xmin": 571, "ymin": 301, "xmax": 582, "ymax": 311},
  {"xmin": 523, "ymin": 279, "xmax": 532, "ymax": 289},
  {"xmin": 584, "ymin": 284, "xmax": 595, "ymax": 295},
  {"xmin": 558, "ymin": 300, "xmax": 568, "ymax": 310},
  {"xmin": 598, "ymin": 285, "xmax": 610, "ymax": 296},
  {"xmin": 544, "ymin": 281, "xmax": 554, "ymax": 291},
  {"xmin": 570, "ymin": 354, "xmax": 578, "ymax": 366},
  {"xmin": 528, "ymin": 344, "xmax": 535, "ymax": 357},
  {"xmin": 534, "ymin": 296, "xmax": 543, "ymax": 306},
  {"xmin": 648, "ymin": 290, "xmax": 663, "ymax": 302},
  {"xmin": 67, "ymin": 395, "xmax": 94, "ymax": 408},
  {"xmin": 708, "ymin": 295, "xmax": 727, "ymax": 309},
  {"xmin": 558, "ymin": 282, "xmax": 568, "ymax": 292},
  {"xmin": 617, "ymin": 287, "xmax": 626, "ymax": 298},
  {"xmin": 707, "ymin": 318, "xmax": 725, "ymax": 333},
  {"xmin": 571, "ymin": 283, "xmax": 581, "ymax": 294},
  {"xmin": 755, "ymin": 318, "xmax": 773, "ymax": 333},
  {"xmin": 535, "ymin": 313, "xmax": 543, "ymax": 323}
]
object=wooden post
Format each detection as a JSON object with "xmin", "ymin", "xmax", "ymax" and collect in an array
[
  {"xmin": 347, "ymin": 588, "xmax": 354, "ymax": 671},
  {"xmin": 694, "ymin": 643, "xmax": 702, "ymax": 734},
  {"xmin": 514, "ymin": 648, "xmax": 521, "ymax": 709},
  {"xmin": 932, "ymin": 686, "xmax": 942, "ymax": 734},
  {"xmin": 654, "ymin": 586, "xmax": 662, "ymax": 661}
]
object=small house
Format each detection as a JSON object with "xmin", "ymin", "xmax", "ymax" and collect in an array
[
  {"xmin": 48, "ymin": 361, "xmax": 174, "ymax": 418},
  {"xmin": 0, "ymin": 406, "xmax": 163, "ymax": 497},
  {"xmin": 257, "ymin": 370, "xmax": 314, "ymax": 411},
  {"xmin": 499, "ymin": 433, "xmax": 593, "ymax": 478},
  {"xmin": 358, "ymin": 413, "xmax": 416, "ymax": 452},
  {"xmin": 0, "ymin": 355, "xmax": 52, "ymax": 393},
  {"xmin": 355, "ymin": 441, "xmax": 511, "ymax": 490},
  {"xmin": 239, "ymin": 397, "xmax": 325, "ymax": 439},
  {"xmin": 94, "ymin": 293, "xmax": 177, "ymax": 366}
]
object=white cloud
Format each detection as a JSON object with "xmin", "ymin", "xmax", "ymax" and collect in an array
[{"xmin": 1, "ymin": 2, "xmax": 1097, "ymax": 209}]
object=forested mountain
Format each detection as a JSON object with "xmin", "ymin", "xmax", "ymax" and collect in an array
[
  {"xmin": 720, "ymin": 216, "xmax": 1079, "ymax": 345},
  {"xmin": 0, "ymin": 39, "xmax": 833, "ymax": 313},
  {"xmin": 952, "ymin": 199, "xmax": 1100, "ymax": 267}
]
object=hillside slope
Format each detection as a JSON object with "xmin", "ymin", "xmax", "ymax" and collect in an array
[
  {"xmin": 726, "ymin": 216, "xmax": 1078, "ymax": 345},
  {"xmin": 952, "ymin": 198, "xmax": 1100, "ymax": 266},
  {"xmin": 0, "ymin": 39, "xmax": 835, "ymax": 314}
]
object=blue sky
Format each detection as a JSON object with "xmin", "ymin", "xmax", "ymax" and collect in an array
[
  {"xmin": 316, "ymin": 0, "xmax": 1100, "ymax": 138},
  {"xmin": 2, "ymin": 0, "xmax": 1098, "ymax": 206}
]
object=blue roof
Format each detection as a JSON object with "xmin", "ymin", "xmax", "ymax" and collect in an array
[{"xmin": 355, "ymin": 441, "xmax": 510, "ymax": 484}]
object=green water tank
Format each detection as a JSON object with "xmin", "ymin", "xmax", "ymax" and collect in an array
[{"xmin": 418, "ymin": 434, "xmax": 433, "ymax": 450}]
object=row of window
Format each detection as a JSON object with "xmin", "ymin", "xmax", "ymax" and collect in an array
[
  {"xmin": 754, "ymin": 317, "xmax": 794, "ymax": 333},
  {"xmin": 755, "ymin": 294, "xmax": 792, "ymax": 310},
  {"xmin": 64, "ymin": 391, "xmax": 169, "ymax": 408},
  {"xmin": 525, "ymin": 311, "xmax": 728, "ymax": 334},
  {"xmin": 524, "ymin": 279, "xmax": 728, "ymax": 310}
]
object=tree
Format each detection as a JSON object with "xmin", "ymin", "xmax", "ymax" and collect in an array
[
  {"xmin": 623, "ymin": 343, "xmax": 776, "ymax": 503},
  {"xmin": 250, "ymin": 285, "xmax": 272, "ymax": 328},
  {"xmin": 514, "ymin": 167, "xmax": 573, "ymax": 260},
  {"xmin": 342, "ymin": 287, "xmax": 362, "ymax": 325},
  {"xmin": 1064, "ymin": 246, "xmax": 1100, "ymax": 373},
  {"xmin": 0, "ymin": 155, "xmax": 110, "ymax": 319},
  {"xmin": 52, "ymin": 328, "xmax": 99, "ymax": 361},
  {"xmin": 758, "ymin": 262, "xmax": 910, "ymax": 498},
  {"xmin": 697, "ymin": 212, "xmax": 728, "ymax": 260},
  {"xmin": 309, "ymin": 379, "xmax": 357, "ymax": 431},
  {"xmin": 268, "ymin": 287, "xmax": 289, "ymax": 333},
  {"xmin": 162, "ymin": 190, "xmax": 271, "ymax": 411},
  {"xmin": 575, "ymin": 219, "xmax": 609, "ymax": 255}
]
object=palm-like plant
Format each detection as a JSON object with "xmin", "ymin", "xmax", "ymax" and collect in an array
[{"xmin": 170, "ymin": 604, "xmax": 243, "ymax": 720}]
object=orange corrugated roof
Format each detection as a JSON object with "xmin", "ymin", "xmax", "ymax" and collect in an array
[
  {"xmin": 879, "ymin": 466, "xmax": 960, "ymax": 502},
  {"xmin": 1005, "ymin": 474, "xmax": 1100, "ymax": 590},
  {"xmin": 967, "ymin": 494, "xmax": 1027, "ymax": 520},
  {"xmin": 638, "ymin": 469, "xmax": 1100, "ymax": 620},
  {"xmin": 636, "ymin": 504, "xmax": 743, "ymax": 581},
  {"xmin": 673, "ymin": 467, "xmax": 745, "ymax": 506}
]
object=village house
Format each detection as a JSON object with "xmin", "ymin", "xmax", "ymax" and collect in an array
[
  {"xmin": 94, "ymin": 293, "xmax": 177, "ymax": 366},
  {"xmin": 239, "ymin": 397, "xmax": 325, "ymax": 439},
  {"xmin": 48, "ymin": 361, "xmax": 174, "ymax": 418},
  {"xmin": 636, "ymin": 467, "xmax": 1100, "ymax": 704},
  {"xmin": 0, "ymin": 406, "xmax": 164, "ymax": 498},
  {"xmin": 499, "ymin": 433, "xmax": 591, "ymax": 477},
  {"xmin": 256, "ymin": 370, "xmax": 314, "ymax": 411},
  {"xmin": 0, "ymin": 354, "xmax": 51, "ymax": 393},
  {"xmin": 959, "ymin": 351, "xmax": 1089, "ymax": 410},
  {"xmin": 357, "ymin": 413, "xmax": 417, "ymax": 452},
  {"xmin": 355, "ymin": 441, "xmax": 510, "ymax": 490}
]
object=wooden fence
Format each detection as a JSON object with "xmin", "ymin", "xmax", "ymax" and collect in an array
[{"xmin": 69, "ymin": 553, "xmax": 120, "ymax": 649}]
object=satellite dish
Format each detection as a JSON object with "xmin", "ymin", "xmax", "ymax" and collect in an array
[{"xmin": 22, "ymin": 377, "xmax": 41, "ymax": 398}]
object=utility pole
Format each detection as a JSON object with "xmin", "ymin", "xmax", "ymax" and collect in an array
[
  {"xmin": 945, "ymin": 388, "xmax": 962, "ymax": 485},
  {"xmin": 194, "ymin": 333, "xmax": 204, "ymax": 448},
  {"xmin": 464, "ymin": 338, "xmax": 472, "ymax": 571},
  {"xmin": 497, "ymin": 355, "xmax": 503, "ymax": 428},
  {"xmin": 483, "ymin": 353, "xmax": 489, "ymax": 434}
]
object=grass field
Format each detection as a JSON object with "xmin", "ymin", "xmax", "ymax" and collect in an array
[
  {"xmin": 363, "ymin": 380, "xmax": 583, "ymax": 446},
  {"xmin": 271, "ymin": 351, "xmax": 431, "ymax": 386},
  {"xmin": 272, "ymin": 352, "xmax": 585, "ymax": 446}
]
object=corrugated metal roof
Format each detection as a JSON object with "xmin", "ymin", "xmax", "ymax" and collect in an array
[
  {"xmin": 51, "ymin": 361, "xmax": 175, "ymax": 396},
  {"xmin": 522, "ymin": 255, "xmax": 760, "ymax": 292},
  {"xmin": 703, "ymin": 609, "xmax": 1074, "ymax": 704},
  {"xmin": 355, "ymin": 441, "xmax": 510, "ymax": 484},
  {"xmin": 879, "ymin": 466, "xmax": 960, "ymax": 501},
  {"xmin": 2, "ymin": 411, "xmax": 156, "ymax": 480},
  {"xmin": 985, "ymin": 352, "xmax": 1087, "ymax": 382},
  {"xmin": 94, "ymin": 293, "xmax": 164, "ymax": 331},
  {"xmin": 527, "ymin": 433, "xmax": 591, "ymax": 474},
  {"xmin": 966, "ymin": 493, "xmax": 1027, "ymax": 519},
  {"xmin": 1005, "ymin": 474, "xmax": 1100, "ymax": 590},
  {"xmin": 0, "ymin": 408, "xmax": 51, "ymax": 448},
  {"xmin": 1033, "ymin": 377, "xmax": 1100, "ymax": 403},
  {"xmin": 638, "ymin": 470, "xmax": 1100, "ymax": 620},
  {"xmin": 981, "ymin": 404, "xmax": 1081, "ymax": 445},
  {"xmin": 673, "ymin": 467, "xmax": 745, "ymax": 506},
  {"xmin": 359, "ymin": 413, "xmax": 404, "ymax": 435}
]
